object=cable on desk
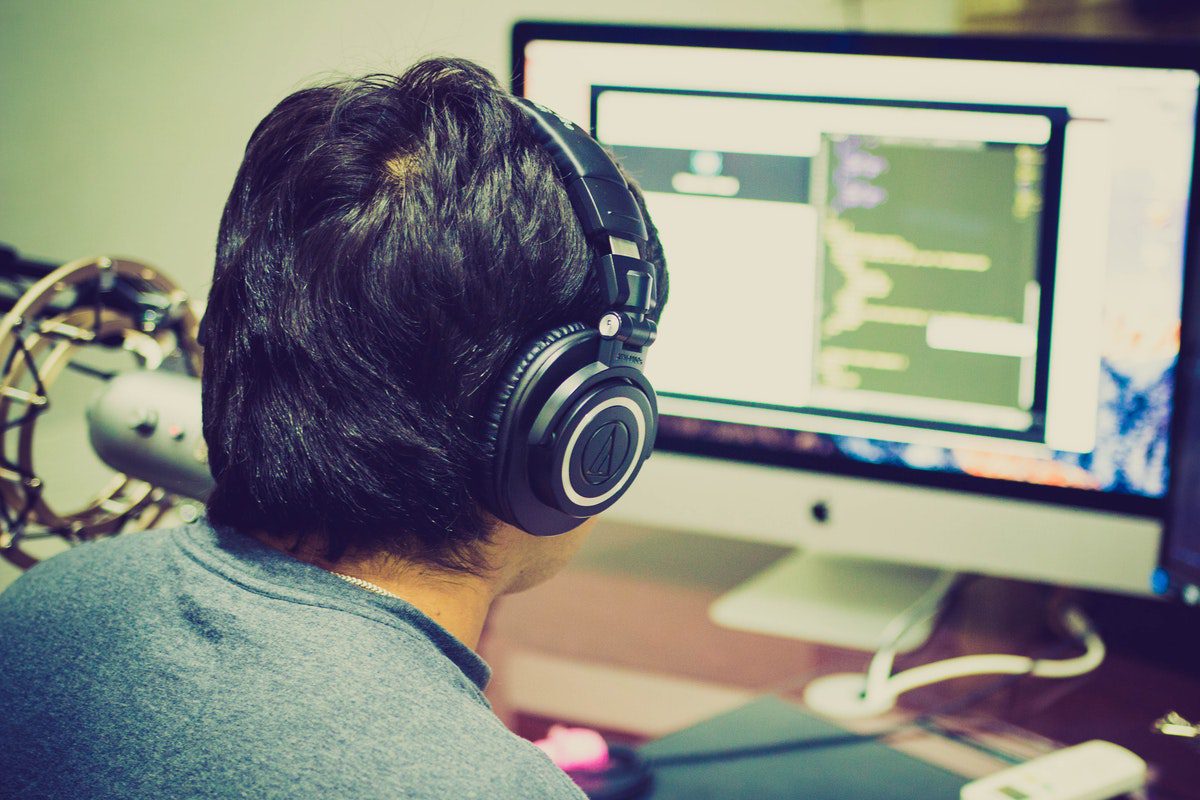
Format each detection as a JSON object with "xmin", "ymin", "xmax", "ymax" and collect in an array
[
  {"xmin": 864, "ymin": 571, "xmax": 963, "ymax": 702},
  {"xmin": 912, "ymin": 719, "xmax": 1025, "ymax": 767},
  {"xmin": 645, "ymin": 626, "xmax": 1095, "ymax": 770},
  {"xmin": 640, "ymin": 598, "xmax": 1105, "ymax": 771},
  {"xmin": 806, "ymin": 595, "xmax": 1106, "ymax": 720},
  {"xmin": 868, "ymin": 604, "xmax": 1104, "ymax": 701}
]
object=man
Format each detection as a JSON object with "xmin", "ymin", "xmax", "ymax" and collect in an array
[{"xmin": 0, "ymin": 57, "xmax": 667, "ymax": 799}]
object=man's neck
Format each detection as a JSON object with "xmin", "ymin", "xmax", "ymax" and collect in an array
[
  {"xmin": 250, "ymin": 532, "xmax": 498, "ymax": 650},
  {"xmin": 333, "ymin": 558, "xmax": 497, "ymax": 650}
]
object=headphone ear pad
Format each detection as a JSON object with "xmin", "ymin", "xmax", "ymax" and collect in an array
[{"xmin": 481, "ymin": 323, "xmax": 590, "ymax": 508}]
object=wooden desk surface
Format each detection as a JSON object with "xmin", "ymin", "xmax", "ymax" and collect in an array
[{"xmin": 480, "ymin": 521, "xmax": 1200, "ymax": 799}]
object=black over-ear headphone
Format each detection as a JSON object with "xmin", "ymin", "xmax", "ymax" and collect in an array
[{"xmin": 481, "ymin": 98, "xmax": 659, "ymax": 536}]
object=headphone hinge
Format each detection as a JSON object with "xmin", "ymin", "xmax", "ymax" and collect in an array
[
  {"xmin": 598, "ymin": 253, "xmax": 656, "ymax": 314},
  {"xmin": 599, "ymin": 312, "xmax": 657, "ymax": 350}
]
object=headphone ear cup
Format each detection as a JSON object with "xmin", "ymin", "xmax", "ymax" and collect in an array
[
  {"xmin": 533, "ymin": 379, "xmax": 656, "ymax": 519},
  {"xmin": 481, "ymin": 322, "xmax": 590, "ymax": 519}
]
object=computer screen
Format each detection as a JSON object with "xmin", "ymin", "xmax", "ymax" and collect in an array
[{"xmin": 516, "ymin": 26, "xmax": 1200, "ymax": 519}]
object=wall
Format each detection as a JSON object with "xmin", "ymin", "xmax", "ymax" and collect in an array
[{"xmin": 962, "ymin": 0, "xmax": 1200, "ymax": 35}]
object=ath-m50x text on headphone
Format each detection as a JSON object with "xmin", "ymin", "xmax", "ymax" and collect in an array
[{"xmin": 481, "ymin": 98, "xmax": 660, "ymax": 536}]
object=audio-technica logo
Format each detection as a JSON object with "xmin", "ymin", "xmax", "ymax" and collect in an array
[{"xmin": 581, "ymin": 421, "xmax": 631, "ymax": 485}]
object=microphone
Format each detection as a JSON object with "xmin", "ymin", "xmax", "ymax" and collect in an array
[
  {"xmin": 0, "ymin": 250, "xmax": 203, "ymax": 569},
  {"xmin": 87, "ymin": 371, "xmax": 213, "ymax": 501}
]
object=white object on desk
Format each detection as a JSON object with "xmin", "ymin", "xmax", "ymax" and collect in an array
[
  {"xmin": 960, "ymin": 740, "xmax": 1146, "ymax": 800},
  {"xmin": 805, "ymin": 605, "xmax": 1106, "ymax": 720}
]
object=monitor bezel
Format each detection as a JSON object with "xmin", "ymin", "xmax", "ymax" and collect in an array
[{"xmin": 512, "ymin": 21, "xmax": 1200, "ymax": 521}]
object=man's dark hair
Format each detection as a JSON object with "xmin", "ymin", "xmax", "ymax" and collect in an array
[{"xmin": 202, "ymin": 57, "xmax": 667, "ymax": 573}]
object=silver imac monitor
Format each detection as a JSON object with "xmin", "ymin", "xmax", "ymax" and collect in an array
[{"xmin": 514, "ymin": 23, "xmax": 1200, "ymax": 646}]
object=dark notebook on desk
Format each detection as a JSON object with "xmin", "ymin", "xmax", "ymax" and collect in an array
[{"xmin": 640, "ymin": 696, "xmax": 967, "ymax": 799}]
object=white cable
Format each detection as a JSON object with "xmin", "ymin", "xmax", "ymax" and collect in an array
[
  {"xmin": 864, "ymin": 571, "xmax": 960, "ymax": 700},
  {"xmin": 864, "ymin": 604, "xmax": 1105, "ymax": 707}
]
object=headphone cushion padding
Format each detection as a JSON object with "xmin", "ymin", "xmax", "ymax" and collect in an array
[{"xmin": 481, "ymin": 322, "xmax": 591, "ymax": 462}]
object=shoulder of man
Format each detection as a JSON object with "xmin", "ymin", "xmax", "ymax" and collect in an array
[
  {"xmin": 344, "ymin": 679, "xmax": 587, "ymax": 800},
  {"xmin": 1, "ymin": 526, "xmax": 176, "ymax": 608}
]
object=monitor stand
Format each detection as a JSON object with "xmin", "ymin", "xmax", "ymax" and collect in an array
[{"xmin": 709, "ymin": 549, "xmax": 954, "ymax": 652}]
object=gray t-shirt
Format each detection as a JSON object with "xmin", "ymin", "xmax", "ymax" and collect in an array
[{"xmin": 0, "ymin": 522, "xmax": 585, "ymax": 800}]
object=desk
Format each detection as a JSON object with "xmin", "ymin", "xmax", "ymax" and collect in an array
[
  {"xmin": 641, "ymin": 696, "xmax": 965, "ymax": 799},
  {"xmin": 481, "ymin": 522, "xmax": 1200, "ymax": 799}
]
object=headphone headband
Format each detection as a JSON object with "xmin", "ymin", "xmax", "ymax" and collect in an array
[
  {"xmin": 515, "ymin": 99, "xmax": 658, "ymax": 365},
  {"xmin": 516, "ymin": 98, "xmax": 648, "ymax": 244}
]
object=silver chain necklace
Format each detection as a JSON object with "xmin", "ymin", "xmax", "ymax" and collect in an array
[{"xmin": 330, "ymin": 571, "xmax": 402, "ymax": 600}]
